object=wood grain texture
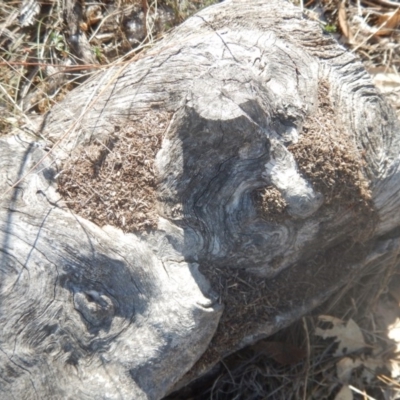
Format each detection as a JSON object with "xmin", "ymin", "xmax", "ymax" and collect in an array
[
  {"xmin": 2, "ymin": 0, "xmax": 400, "ymax": 398},
  {"xmin": 0, "ymin": 135, "xmax": 222, "ymax": 399}
]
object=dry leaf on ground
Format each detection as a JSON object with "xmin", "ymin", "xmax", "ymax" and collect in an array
[
  {"xmin": 370, "ymin": 69, "xmax": 400, "ymax": 94},
  {"xmin": 334, "ymin": 384, "xmax": 353, "ymax": 400},
  {"xmin": 315, "ymin": 315, "xmax": 366, "ymax": 356},
  {"xmin": 337, "ymin": 356, "xmax": 388, "ymax": 384},
  {"xmin": 374, "ymin": 9, "xmax": 400, "ymax": 36}
]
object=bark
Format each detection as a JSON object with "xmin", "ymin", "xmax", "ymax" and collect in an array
[{"xmin": 2, "ymin": 0, "xmax": 400, "ymax": 399}]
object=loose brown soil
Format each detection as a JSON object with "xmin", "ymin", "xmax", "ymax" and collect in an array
[
  {"xmin": 289, "ymin": 80, "xmax": 373, "ymax": 213},
  {"xmin": 57, "ymin": 111, "xmax": 170, "ymax": 232},
  {"xmin": 254, "ymin": 81, "xmax": 373, "ymax": 227},
  {"xmin": 253, "ymin": 186, "xmax": 288, "ymax": 222}
]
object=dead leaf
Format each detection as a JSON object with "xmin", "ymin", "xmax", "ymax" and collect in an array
[
  {"xmin": 251, "ymin": 341, "xmax": 306, "ymax": 366},
  {"xmin": 373, "ymin": 296, "xmax": 400, "ymax": 353},
  {"xmin": 387, "ymin": 360, "xmax": 400, "ymax": 378},
  {"xmin": 315, "ymin": 316, "xmax": 366, "ymax": 356},
  {"xmin": 375, "ymin": 9, "xmax": 400, "ymax": 36},
  {"xmin": 337, "ymin": 357, "xmax": 363, "ymax": 383},
  {"xmin": 337, "ymin": 354, "xmax": 390, "ymax": 390},
  {"xmin": 372, "ymin": 72, "xmax": 400, "ymax": 94},
  {"xmin": 334, "ymin": 385, "xmax": 353, "ymax": 400},
  {"xmin": 361, "ymin": 357, "xmax": 387, "ymax": 383},
  {"xmin": 388, "ymin": 274, "xmax": 400, "ymax": 304},
  {"xmin": 388, "ymin": 318, "xmax": 400, "ymax": 351}
]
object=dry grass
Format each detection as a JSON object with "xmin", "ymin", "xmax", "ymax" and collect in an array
[
  {"xmin": 0, "ymin": 0, "xmax": 219, "ymax": 136},
  {"xmin": 297, "ymin": 0, "xmax": 400, "ymax": 115}
]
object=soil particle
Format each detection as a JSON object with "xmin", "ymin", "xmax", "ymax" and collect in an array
[{"xmin": 58, "ymin": 111, "xmax": 170, "ymax": 232}]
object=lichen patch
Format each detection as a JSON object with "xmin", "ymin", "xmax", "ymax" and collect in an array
[{"xmin": 57, "ymin": 111, "xmax": 170, "ymax": 232}]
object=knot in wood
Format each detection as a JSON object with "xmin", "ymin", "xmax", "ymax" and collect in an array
[{"xmin": 73, "ymin": 290, "xmax": 115, "ymax": 327}]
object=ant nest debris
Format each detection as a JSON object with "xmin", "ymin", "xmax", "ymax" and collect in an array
[
  {"xmin": 254, "ymin": 186, "xmax": 288, "ymax": 222},
  {"xmin": 256, "ymin": 80, "xmax": 373, "ymax": 223},
  {"xmin": 289, "ymin": 81, "xmax": 373, "ymax": 213},
  {"xmin": 57, "ymin": 111, "xmax": 170, "ymax": 233}
]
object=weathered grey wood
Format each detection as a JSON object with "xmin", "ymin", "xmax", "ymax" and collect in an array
[
  {"xmin": 2, "ymin": 0, "xmax": 400, "ymax": 399},
  {"xmin": 0, "ymin": 134, "xmax": 222, "ymax": 399}
]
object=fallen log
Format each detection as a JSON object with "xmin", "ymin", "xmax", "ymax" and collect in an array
[{"xmin": 1, "ymin": 0, "xmax": 400, "ymax": 399}]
